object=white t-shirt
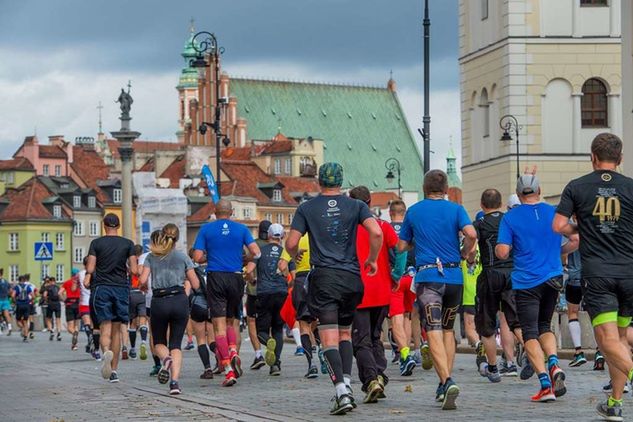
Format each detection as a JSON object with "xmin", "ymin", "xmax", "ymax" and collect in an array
[
  {"xmin": 139, "ymin": 252, "xmax": 152, "ymax": 308},
  {"xmin": 79, "ymin": 270, "xmax": 90, "ymax": 306}
]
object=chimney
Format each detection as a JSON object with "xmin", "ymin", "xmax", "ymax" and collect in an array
[
  {"xmin": 49, "ymin": 135, "xmax": 65, "ymax": 146},
  {"xmin": 220, "ymin": 72, "xmax": 230, "ymax": 99},
  {"xmin": 237, "ymin": 118, "xmax": 247, "ymax": 148},
  {"xmin": 65, "ymin": 141, "xmax": 74, "ymax": 163}
]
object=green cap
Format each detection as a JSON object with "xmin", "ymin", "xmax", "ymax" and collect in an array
[{"xmin": 319, "ymin": 162, "xmax": 343, "ymax": 187}]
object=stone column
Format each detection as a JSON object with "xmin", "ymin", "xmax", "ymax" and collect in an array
[{"xmin": 572, "ymin": 93, "xmax": 582, "ymax": 154}]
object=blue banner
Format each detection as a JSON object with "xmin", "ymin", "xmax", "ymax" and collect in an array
[{"xmin": 201, "ymin": 164, "xmax": 220, "ymax": 204}]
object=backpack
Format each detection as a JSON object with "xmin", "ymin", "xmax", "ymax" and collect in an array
[
  {"xmin": 48, "ymin": 285, "xmax": 60, "ymax": 302},
  {"xmin": 17, "ymin": 284, "xmax": 30, "ymax": 302}
]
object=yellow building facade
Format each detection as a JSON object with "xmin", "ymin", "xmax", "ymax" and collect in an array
[{"xmin": 460, "ymin": 0, "xmax": 622, "ymax": 215}]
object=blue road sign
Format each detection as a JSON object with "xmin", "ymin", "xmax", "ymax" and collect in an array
[{"xmin": 34, "ymin": 242, "xmax": 53, "ymax": 261}]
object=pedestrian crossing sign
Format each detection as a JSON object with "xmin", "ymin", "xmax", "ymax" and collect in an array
[{"xmin": 34, "ymin": 242, "xmax": 53, "ymax": 261}]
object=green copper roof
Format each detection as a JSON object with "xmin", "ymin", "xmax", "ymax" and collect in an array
[
  {"xmin": 446, "ymin": 147, "xmax": 461, "ymax": 188},
  {"xmin": 177, "ymin": 32, "xmax": 200, "ymax": 89},
  {"xmin": 229, "ymin": 78, "xmax": 424, "ymax": 193}
]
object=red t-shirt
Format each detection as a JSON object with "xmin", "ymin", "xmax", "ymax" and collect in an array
[
  {"xmin": 356, "ymin": 219, "xmax": 398, "ymax": 308},
  {"xmin": 62, "ymin": 278, "xmax": 81, "ymax": 302}
]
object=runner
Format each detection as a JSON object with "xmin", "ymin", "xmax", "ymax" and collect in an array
[
  {"xmin": 472, "ymin": 188, "xmax": 524, "ymax": 383},
  {"xmin": 496, "ymin": 171, "xmax": 578, "ymax": 403},
  {"xmin": 138, "ymin": 234, "xmax": 160, "ymax": 376},
  {"xmin": 25, "ymin": 274, "xmax": 36, "ymax": 339},
  {"xmin": 397, "ymin": 169, "xmax": 477, "ymax": 411},
  {"xmin": 286, "ymin": 162, "xmax": 383, "ymax": 415},
  {"xmin": 139, "ymin": 224, "xmax": 199, "ymax": 395},
  {"xmin": 11, "ymin": 275, "xmax": 33, "ymax": 342},
  {"xmin": 128, "ymin": 244, "xmax": 149, "ymax": 360},
  {"xmin": 553, "ymin": 133, "xmax": 633, "ymax": 421},
  {"xmin": 43, "ymin": 277, "xmax": 62, "ymax": 341},
  {"xmin": 78, "ymin": 258, "xmax": 99, "ymax": 359},
  {"xmin": 59, "ymin": 269, "xmax": 82, "ymax": 350},
  {"xmin": 245, "ymin": 223, "xmax": 290, "ymax": 376},
  {"xmin": 0, "ymin": 269, "xmax": 12, "ymax": 336},
  {"xmin": 85, "ymin": 213, "xmax": 137, "ymax": 383},
  {"xmin": 564, "ymin": 249, "xmax": 588, "ymax": 367},
  {"xmin": 192, "ymin": 199, "xmax": 260, "ymax": 387},
  {"xmin": 461, "ymin": 249, "xmax": 482, "ymax": 361}
]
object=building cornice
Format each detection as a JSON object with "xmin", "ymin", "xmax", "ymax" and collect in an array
[{"xmin": 462, "ymin": 153, "xmax": 591, "ymax": 171}]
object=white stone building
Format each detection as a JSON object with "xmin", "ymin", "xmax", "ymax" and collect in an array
[{"xmin": 623, "ymin": 0, "xmax": 633, "ymax": 174}]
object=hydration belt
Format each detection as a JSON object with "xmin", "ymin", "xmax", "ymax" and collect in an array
[{"xmin": 152, "ymin": 286, "xmax": 185, "ymax": 298}]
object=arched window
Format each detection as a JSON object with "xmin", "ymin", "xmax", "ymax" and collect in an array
[
  {"xmin": 480, "ymin": 88, "xmax": 490, "ymax": 137},
  {"xmin": 581, "ymin": 78, "xmax": 608, "ymax": 128}
]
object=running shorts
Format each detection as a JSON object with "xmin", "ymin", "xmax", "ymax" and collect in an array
[
  {"xmin": 389, "ymin": 274, "xmax": 415, "ymax": 318},
  {"xmin": 415, "ymin": 282, "xmax": 462, "ymax": 331},
  {"xmin": 79, "ymin": 305, "xmax": 90, "ymax": 317},
  {"xmin": 245, "ymin": 294, "xmax": 257, "ymax": 318},
  {"xmin": 474, "ymin": 268, "xmax": 519, "ymax": 337},
  {"xmin": 565, "ymin": 283, "xmax": 583, "ymax": 306},
  {"xmin": 292, "ymin": 272, "xmax": 315, "ymax": 322},
  {"xmin": 515, "ymin": 278, "xmax": 560, "ymax": 342},
  {"xmin": 46, "ymin": 302, "xmax": 61, "ymax": 319},
  {"xmin": 92, "ymin": 285, "xmax": 130, "ymax": 324},
  {"xmin": 150, "ymin": 293, "xmax": 189, "ymax": 350},
  {"xmin": 65, "ymin": 303, "xmax": 80, "ymax": 321},
  {"xmin": 206, "ymin": 272, "xmax": 245, "ymax": 320},
  {"xmin": 15, "ymin": 303, "xmax": 30, "ymax": 320},
  {"xmin": 190, "ymin": 293, "xmax": 210, "ymax": 323},
  {"xmin": 582, "ymin": 277, "xmax": 633, "ymax": 326},
  {"xmin": 307, "ymin": 267, "xmax": 363, "ymax": 327},
  {"xmin": 0, "ymin": 298, "xmax": 10, "ymax": 312},
  {"xmin": 129, "ymin": 290, "xmax": 147, "ymax": 320}
]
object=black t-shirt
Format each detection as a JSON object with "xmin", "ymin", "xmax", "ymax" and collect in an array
[
  {"xmin": 390, "ymin": 221, "xmax": 416, "ymax": 268},
  {"xmin": 44, "ymin": 284, "xmax": 60, "ymax": 304},
  {"xmin": 557, "ymin": 170, "xmax": 633, "ymax": 278},
  {"xmin": 291, "ymin": 194, "xmax": 373, "ymax": 275},
  {"xmin": 255, "ymin": 243, "xmax": 288, "ymax": 295},
  {"xmin": 473, "ymin": 211, "xmax": 513, "ymax": 269},
  {"xmin": 88, "ymin": 236, "xmax": 135, "ymax": 287}
]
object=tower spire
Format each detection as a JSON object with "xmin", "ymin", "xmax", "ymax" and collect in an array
[
  {"xmin": 97, "ymin": 101, "xmax": 103, "ymax": 133},
  {"xmin": 189, "ymin": 17, "xmax": 195, "ymax": 33}
]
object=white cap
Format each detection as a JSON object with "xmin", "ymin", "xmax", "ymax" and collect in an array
[
  {"xmin": 507, "ymin": 194, "xmax": 521, "ymax": 209},
  {"xmin": 267, "ymin": 223, "xmax": 285, "ymax": 239}
]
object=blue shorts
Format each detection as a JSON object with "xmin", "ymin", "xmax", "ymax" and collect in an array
[
  {"xmin": 93, "ymin": 285, "xmax": 130, "ymax": 324},
  {"xmin": 0, "ymin": 298, "xmax": 10, "ymax": 312}
]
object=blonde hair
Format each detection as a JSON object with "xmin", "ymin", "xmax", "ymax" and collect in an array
[{"xmin": 150, "ymin": 224, "xmax": 179, "ymax": 257}]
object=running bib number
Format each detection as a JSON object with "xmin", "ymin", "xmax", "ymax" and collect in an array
[{"xmin": 592, "ymin": 196, "xmax": 621, "ymax": 222}]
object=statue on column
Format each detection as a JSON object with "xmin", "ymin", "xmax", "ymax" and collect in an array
[{"xmin": 116, "ymin": 81, "xmax": 133, "ymax": 120}]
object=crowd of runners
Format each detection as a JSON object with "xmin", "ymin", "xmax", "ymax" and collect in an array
[{"xmin": 1, "ymin": 132, "xmax": 633, "ymax": 420}]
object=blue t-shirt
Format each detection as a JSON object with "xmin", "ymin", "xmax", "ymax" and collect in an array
[
  {"xmin": 400, "ymin": 199, "xmax": 472, "ymax": 284},
  {"xmin": 497, "ymin": 202, "xmax": 563, "ymax": 290},
  {"xmin": 13, "ymin": 283, "xmax": 33, "ymax": 305},
  {"xmin": 0, "ymin": 278, "xmax": 9, "ymax": 300},
  {"xmin": 193, "ymin": 219, "xmax": 255, "ymax": 272}
]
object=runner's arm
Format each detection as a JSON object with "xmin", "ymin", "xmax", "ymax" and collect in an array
[
  {"xmin": 185, "ymin": 268, "xmax": 200, "ymax": 291},
  {"xmin": 460, "ymin": 224, "xmax": 478, "ymax": 262},
  {"xmin": 244, "ymin": 262, "xmax": 256, "ymax": 282},
  {"xmin": 83, "ymin": 273, "xmax": 91, "ymax": 289},
  {"xmin": 138, "ymin": 265, "xmax": 151, "ymax": 287},
  {"xmin": 285, "ymin": 229, "xmax": 302, "ymax": 257},
  {"xmin": 127, "ymin": 255, "xmax": 138, "ymax": 278},
  {"xmin": 495, "ymin": 244, "xmax": 511, "ymax": 260},
  {"xmin": 362, "ymin": 217, "xmax": 383, "ymax": 276},
  {"xmin": 561, "ymin": 233, "xmax": 579, "ymax": 255},
  {"xmin": 552, "ymin": 213, "xmax": 578, "ymax": 236},
  {"xmin": 59, "ymin": 287, "xmax": 67, "ymax": 301},
  {"xmin": 246, "ymin": 241, "xmax": 261, "ymax": 260}
]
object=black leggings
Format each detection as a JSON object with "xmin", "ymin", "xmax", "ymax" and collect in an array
[
  {"xmin": 515, "ymin": 280, "xmax": 560, "ymax": 342},
  {"xmin": 256, "ymin": 292, "xmax": 287, "ymax": 364},
  {"xmin": 150, "ymin": 293, "xmax": 190, "ymax": 350}
]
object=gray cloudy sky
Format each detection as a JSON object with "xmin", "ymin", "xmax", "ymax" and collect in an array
[{"xmin": 0, "ymin": 0, "xmax": 460, "ymax": 170}]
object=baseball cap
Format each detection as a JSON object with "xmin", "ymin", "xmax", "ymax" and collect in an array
[
  {"xmin": 267, "ymin": 223, "xmax": 285, "ymax": 239},
  {"xmin": 507, "ymin": 194, "xmax": 521, "ymax": 209},
  {"xmin": 103, "ymin": 213, "xmax": 120, "ymax": 228},
  {"xmin": 516, "ymin": 174, "xmax": 540, "ymax": 196},
  {"xmin": 71, "ymin": 268, "xmax": 79, "ymax": 276},
  {"xmin": 258, "ymin": 220, "xmax": 272, "ymax": 240},
  {"xmin": 318, "ymin": 162, "xmax": 344, "ymax": 188}
]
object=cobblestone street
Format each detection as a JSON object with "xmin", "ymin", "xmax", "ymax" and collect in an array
[{"xmin": 0, "ymin": 331, "xmax": 626, "ymax": 421}]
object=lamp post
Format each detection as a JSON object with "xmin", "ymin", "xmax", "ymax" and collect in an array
[
  {"xmin": 190, "ymin": 31, "xmax": 229, "ymax": 198},
  {"xmin": 385, "ymin": 157, "xmax": 402, "ymax": 198},
  {"xmin": 422, "ymin": 0, "xmax": 431, "ymax": 174},
  {"xmin": 499, "ymin": 114, "xmax": 520, "ymax": 180}
]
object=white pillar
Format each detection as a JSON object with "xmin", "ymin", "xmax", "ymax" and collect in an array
[
  {"xmin": 572, "ymin": 0, "xmax": 581, "ymax": 38},
  {"xmin": 610, "ymin": 0, "xmax": 621, "ymax": 37},
  {"xmin": 608, "ymin": 93, "xmax": 622, "ymax": 137},
  {"xmin": 572, "ymin": 93, "xmax": 582, "ymax": 154}
]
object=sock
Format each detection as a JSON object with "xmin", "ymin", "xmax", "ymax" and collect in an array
[
  {"xmin": 153, "ymin": 354, "xmax": 160, "ymax": 366},
  {"xmin": 198, "ymin": 345, "xmax": 211, "ymax": 369},
  {"xmin": 216, "ymin": 335, "xmax": 230, "ymax": 366},
  {"xmin": 323, "ymin": 347, "xmax": 345, "ymax": 385},
  {"xmin": 507, "ymin": 360, "xmax": 515, "ymax": 367},
  {"xmin": 608, "ymin": 396, "xmax": 623, "ymax": 407},
  {"xmin": 208, "ymin": 342, "xmax": 217, "ymax": 353},
  {"xmin": 139, "ymin": 325, "xmax": 148, "ymax": 342},
  {"xmin": 255, "ymin": 349, "xmax": 262, "ymax": 358},
  {"xmin": 29, "ymin": 322, "xmax": 34, "ymax": 332},
  {"xmin": 292, "ymin": 327, "xmax": 302, "ymax": 347},
  {"xmin": 488, "ymin": 364, "xmax": 497, "ymax": 373},
  {"xmin": 301, "ymin": 334, "xmax": 313, "ymax": 366},
  {"xmin": 128, "ymin": 329, "xmax": 137, "ymax": 348},
  {"xmin": 547, "ymin": 354, "xmax": 559, "ymax": 370},
  {"xmin": 313, "ymin": 328, "xmax": 321, "ymax": 346},
  {"xmin": 538, "ymin": 372, "xmax": 552, "ymax": 389},
  {"xmin": 568, "ymin": 319, "xmax": 582, "ymax": 350},
  {"xmin": 84, "ymin": 325, "xmax": 93, "ymax": 341},
  {"xmin": 401, "ymin": 346, "xmax": 411, "ymax": 360},
  {"xmin": 628, "ymin": 368, "xmax": 633, "ymax": 382},
  {"xmin": 93, "ymin": 333, "xmax": 100, "ymax": 351},
  {"xmin": 339, "ymin": 340, "xmax": 353, "ymax": 378},
  {"xmin": 335, "ymin": 382, "xmax": 348, "ymax": 398},
  {"xmin": 344, "ymin": 376, "xmax": 352, "ymax": 388},
  {"xmin": 226, "ymin": 326, "xmax": 237, "ymax": 352}
]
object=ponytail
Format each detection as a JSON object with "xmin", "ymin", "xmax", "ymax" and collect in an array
[{"xmin": 150, "ymin": 224, "xmax": 179, "ymax": 257}]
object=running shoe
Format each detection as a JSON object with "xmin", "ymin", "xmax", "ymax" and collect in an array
[
  {"xmin": 29, "ymin": 332, "xmax": 34, "ymax": 339},
  {"xmin": 294, "ymin": 346, "xmax": 305, "ymax": 356},
  {"xmin": 121, "ymin": 346, "xmax": 128, "ymax": 360},
  {"xmin": 596, "ymin": 400, "xmax": 623, "ymax": 422},
  {"xmin": 22, "ymin": 336, "xmax": 28, "ymax": 343},
  {"xmin": 503, "ymin": 363, "xmax": 518, "ymax": 377},
  {"xmin": 212, "ymin": 364, "xmax": 223, "ymax": 375},
  {"xmin": 391, "ymin": 351, "xmax": 400, "ymax": 364},
  {"xmin": 377, "ymin": 374, "xmax": 388, "ymax": 399},
  {"xmin": 149, "ymin": 365, "xmax": 160, "ymax": 377},
  {"xmin": 57, "ymin": 333, "xmax": 61, "ymax": 341},
  {"xmin": 250, "ymin": 356, "xmax": 265, "ymax": 370},
  {"xmin": 158, "ymin": 357, "xmax": 172, "ymax": 384},
  {"xmin": 531, "ymin": 386, "xmax": 556, "ymax": 402},
  {"xmin": 595, "ymin": 351, "xmax": 606, "ymax": 371},
  {"xmin": 109, "ymin": 371, "xmax": 119, "ymax": 383},
  {"xmin": 101, "ymin": 350, "xmax": 114, "ymax": 379},
  {"xmin": 6, "ymin": 327, "xmax": 11, "ymax": 336},
  {"xmin": 184, "ymin": 341, "xmax": 195, "ymax": 351},
  {"xmin": 515, "ymin": 343, "xmax": 524, "ymax": 367},
  {"xmin": 230, "ymin": 351, "xmax": 243, "ymax": 378},
  {"xmin": 269, "ymin": 364, "xmax": 281, "ymax": 376},
  {"xmin": 363, "ymin": 379, "xmax": 383, "ymax": 404},
  {"xmin": 318, "ymin": 347, "xmax": 328, "ymax": 374},
  {"xmin": 549, "ymin": 365, "xmax": 567, "ymax": 397},
  {"xmin": 520, "ymin": 355, "xmax": 535, "ymax": 380},
  {"xmin": 93, "ymin": 351, "xmax": 102, "ymax": 361},
  {"xmin": 71, "ymin": 344, "xmax": 78, "ymax": 351},
  {"xmin": 412, "ymin": 350, "xmax": 422, "ymax": 365},
  {"xmin": 305, "ymin": 365, "xmax": 319, "ymax": 379},
  {"xmin": 486, "ymin": 366, "xmax": 502, "ymax": 383},
  {"xmin": 85, "ymin": 344, "xmax": 92, "ymax": 353},
  {"xmin": 441, "ymin": 379, "xmax": 460, "ymax": 410},
  {"xmin": 435, "ymin": 382, "xmax": 445, "ymax": 402},
  {"xmin": 421, "ymin": 343, "xmax": 433, "ymax": 370},
  {"xmin": 475, "ymin": 341, "xmax": 486, "ymax": 370},
  {"xmin": 478, "ymin": 362, "xmax": 488, "ymax": 377},
  {"xmin": 200, "ymin": 368, "xmax": 214, "ymax": 379},
  {"xmin": 330, "ymin": 394, "xmax": 354, "ymax": 415},
  {"xmin": 399, "ymin": 355, "xmax": 416, "ymax": 376},
  {"xmin": 169, "ymin": 381, "xmax": 181, "ymax": 395},
  {"xmin": 49, "ymin": 331, "xmax": 54, "ymax": 341},
  {"xmin": 569, "ymin": 352, "xmax": 588, "ymax": 367},
  {"xmin": 129, "ymin": 348, "xmax": 137, "ymax": 360},
  {"xmin": 602, "ymin": 380, "xmax": 631, "ymax": 394},
  {"xmin": 139, "ymin": 343, "xmax": 148, "ymax": 361},
  {"xmin": 264, "ymin": 338, "xmax": 277, "ymax": 367},
  {"xmin": 222, "ymin": 370, "xmax": 237, "ymax": 387}
]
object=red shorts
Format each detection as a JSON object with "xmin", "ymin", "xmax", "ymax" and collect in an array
[
  {"xmin": 389, "ymin": 275, "xmax": 416, "ymax": 317},
  {"xmin": 79, "ymin": 305, "xmax": 90, "ymax": 317}
]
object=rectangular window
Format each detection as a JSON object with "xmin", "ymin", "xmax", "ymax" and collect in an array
[
  {"xmin": 580, "ymin": 0, "xmax": 608, "ymax": 6},
  {"xmin": 6, "ymin": 172, "xmax": 14, "ymax": 184},
  {"xmin": 265, "ymin": 212, "xmax": 272, "ymax": 222},
  {"xmin": 88, "ymin": 196, "xmax": 96, "ymax": 208},
  {"xmin": 43, "ymin": 164, "xmax": 49, "ymax": 176},
  {"xmin": 9, "ymin": 265, "xmax": 19, "ymax": 283},
  {"xmin": 55, "ymin": 233, "xmax": 65, "ymax": 251},
  {"xmin": 53, "ymin": 205, "xmax": 62, "ymax": 218},
  {"xmin": 272, "ymin": 189, "xmax": 282, "ymax": 202},
  {"xmin": 285, "ymin": 159, "xmax": 291, "ymax": 175},
  {"xmin": 74, "ymin": 221, "xmax": 85, "ymax": 236},
  {"xmin": 54, "ymin": 165, "xmax": 61, "ymax": 177},
  {"xmin": 481, "ymin": 0, "xmax": 488, "ymax": 19},
  {"xmin": 113, "ymin": 188, "xmax": 122, "ymax": 203},
  {"xmin": 41, "ymin": 232, "xmax": 50, "ymax": 242},
  {"xmin": 243, "ymin": 208, "xmax": 252, "ymax": 219},
  {"xmin": 288, "ymin": 213, "xmax": 293, "ymax": 225},
  {"xmin": 41, "ymin": 264, "xmax": 50, "ymax": 279},
  {"xmin": 73, "ymin": 195, "xmax": 81, "ymax": 208},
  {"xmin": 56, "ymin": 264, "xmax": 64, "ymax": 281},
  {"xmin": 89, "ymin": 221, "xmax": 99, "ymax": 237},
  {"xmin": 73, "ymin": 247, "xmax": 85, "ymax": 263},
  {"xmin": 274, "ymin": 159, "xmax": 281, "ymax": 175},
  {"xmin": 8, "ymin": 233, "xmax": 19, "ymax": 251},
  {"xmin": 276, "ymin": 213, "xmax": 283, "ymax": 224}
]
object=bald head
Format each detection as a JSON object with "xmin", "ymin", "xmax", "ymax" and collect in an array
[{"xmin": 215, "ymin": 199, "xmax": 233, "ymax": 218}]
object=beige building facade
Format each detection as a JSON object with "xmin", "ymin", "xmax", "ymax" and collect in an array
[
  {"xmin": 623, "ymin": 0, "xmax": 633, "ymax": 175},
  {"xmin": 460, "ymin": 0, "xmax": 622, "ymax": 215}
]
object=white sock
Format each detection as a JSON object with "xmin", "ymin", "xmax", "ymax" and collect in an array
[
  {"xmin": 335, "ymin": 382, "xmax": 348, "ymax": 398},
  {"xmin": 568, "ymin": 319, "xmax": 582, "ymax": 349},
  {"xmin": 292, "ymin": 328, "xmax": 302, "ymax": 347},
  {"xmin": 255, "ymin": 349, "xmax": 262, "ymax": 358},
  {"xmin": 343, "ymin": 376, "xmax": 352, "ymax": 388}
]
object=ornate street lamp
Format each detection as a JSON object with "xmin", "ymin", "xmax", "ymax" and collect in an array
[
  {"xmin": 385, "ymin": 157, "xmax": 402, "ymax": 198},
  {"xmin": 499, "ymin": 114, "xmax": 520, "ymax": 180}
]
